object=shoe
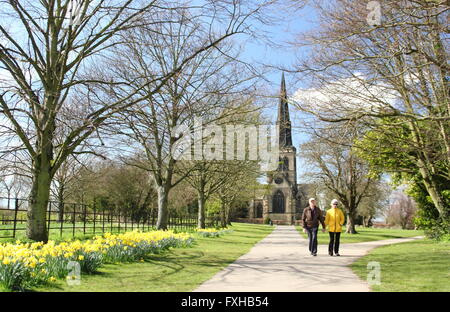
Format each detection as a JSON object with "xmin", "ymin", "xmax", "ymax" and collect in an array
[
  {"xmin": 335, "ymin": 253, "xmax": 340, "ymax": 256},
  {"xmin": 329, "ymin": 252, "xmax": 333, "ymax": 256},
  {"xmin": 313, "ymin": 253, "xmax": 317, "ymax": 256}
]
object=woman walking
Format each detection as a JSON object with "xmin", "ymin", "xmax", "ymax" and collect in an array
[{"xmin": 325, "ymin": 199, "xmax": 345, "ymax": 256}]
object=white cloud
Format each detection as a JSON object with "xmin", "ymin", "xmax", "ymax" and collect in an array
[{"xmin": 291, "ymin": 73, "xmax": 401, "ymax": 116}]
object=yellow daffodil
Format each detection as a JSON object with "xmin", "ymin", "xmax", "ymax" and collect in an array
[{"xmin": 0, "ymin": 229, "xmax": 193, "ymax": 291}]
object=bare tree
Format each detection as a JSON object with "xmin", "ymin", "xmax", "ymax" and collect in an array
[
  {"xmin": 291, "ymin": 0, "xmax": 449, "ymax": 222},
  {"xmin": 300, "ymin": 124, "xmax": 378, "ymax": 233},
  {"xmin": 50, "ymin": 104, "xmax": 106, "ymax": 221},
  {"xmin": 168, "ymin": 180, "xmax": 197, "ymax": 215},
  {"xmin": 51, "ymin": 154, "xmax": 90, "ymax": 222},
  {"xmin": 0, "ymin": 174, "xmax": 29, "ymax": 199},
  {"xmin": 0, "ymin": 0, "xmax": 273, "ymax": 241},
  {"xmin": 387, "ymin": 191, "xmax": 417, "ymax": 229},
  {"xmin": 0, "ymin": 157, "xmax": 31, "ymax": 200},
  {"xmin": 215, "ymin": 162, "xmax": 261, "ymax": 227},
  {"xmin": 181, "ymin": 96, "xmax": 264, "ymax": 229},
  {"xmin": 182, "ymin": 159, "xmax": 257, "ymax": 228},
  {"xmin": 186, "ymin": 160, "xmax": 227, "ymax": 228},
  {"xmin": 107, "ymin": 6, "xmax": 262, "ymax": 230},
  {"xmin": 358, "ymin": 181, "xmax": 391, "ymax": 227}
]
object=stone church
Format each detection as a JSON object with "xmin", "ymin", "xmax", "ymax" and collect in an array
[{"xmin": 248, "ymin": 74, "xmax": 312, "ymax": 225}]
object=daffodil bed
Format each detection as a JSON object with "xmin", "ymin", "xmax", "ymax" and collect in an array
[
  {"xmin": 0, "ymin": 230, "xmax": 193, "ymax": 291},
  {"xmin": 195, "ymin": 228, "xmax": 233, "ymax": 237}
]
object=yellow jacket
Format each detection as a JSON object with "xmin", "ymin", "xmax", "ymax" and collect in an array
[{"xmin": 325, "ymin": 208, "xmax": 345, "ymax": 232}]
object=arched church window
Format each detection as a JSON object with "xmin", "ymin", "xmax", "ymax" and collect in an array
[{"xmin": 272, "ymin": 190, "xmax": 285, "ymax": 213}]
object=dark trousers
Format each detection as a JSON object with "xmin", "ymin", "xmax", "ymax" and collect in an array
[
  {"xmin": 306, "ymin": 227, "xmax": 318, "ymax": 254},
  {"xmin": 328, "ymin": 232, "xmax": 341, "ymax": 254}
]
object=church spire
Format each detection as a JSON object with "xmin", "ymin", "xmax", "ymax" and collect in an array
[{"xmin": 277, "ymin": 72, "xmax": 292, "ymax": 147}]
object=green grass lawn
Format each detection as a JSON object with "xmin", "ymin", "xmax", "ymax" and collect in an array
[
  {"xmin": 351, "ymin": 239, "xmax": 450, "ymax": 292},
  {"xmin": 0, "ymin": 222, "xmax": 192, "ymax": 244},
  {"xmin": 295, "ymin": 226, "xmax": 424, "ymax": 244},
  {"xmin": 34, "ymin": 223, "xmax": 274, "ymax": 292}
]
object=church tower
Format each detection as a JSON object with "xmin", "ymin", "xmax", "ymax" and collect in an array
[{"xmin": 264, "ymin": 73, "xmax": 298, "ymax": 225}]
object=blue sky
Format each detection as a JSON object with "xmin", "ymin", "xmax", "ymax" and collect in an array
[
  {"xmin": 238, "ymin": 3, "xmax": 319, "ymax": 183},
  {"xmin": 0, "ymin": 1, "xmax": 319, "ymax": 185}
]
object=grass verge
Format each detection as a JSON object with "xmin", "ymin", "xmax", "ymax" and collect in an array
[
  {"xmin": 295, "ymin": 226, "xmax": 423, "ymax": 244},
  {"xmin": 351, "ymin": 239, "xmax": 450, "ymax": 292},
  {"xmin": 34, "ymin": 223, "xmax": 274, "ymax": 292}
]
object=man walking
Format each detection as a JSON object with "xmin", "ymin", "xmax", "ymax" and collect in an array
[{"xmin": 302, "ymin": 198, "xmax": 326, "ymax": 256}]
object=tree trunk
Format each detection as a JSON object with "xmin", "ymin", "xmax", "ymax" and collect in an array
[
  {"xmin": 418, "ymin": 164, "xmax": 449, "ymax": 222},
  {"xmin": 225, "ymin": 205, "xmax": 232, "ymax": 225},
  {"xmin": 367, "ymin": 215, "xmax": 373, "ymax": 227},
  {"xmin": 220, "ymin": 199, "xmax": 226, "ymax": 228},
  {"xmin": 411, "ymin": 122, "xmax": 449, "ymax": 222},
  {"xmin": 156, "ymin": 185, "xmax": 169, "ymax": 230},
  {"xmin": 345, "ymin": 207, "xmax": 358, "ymax": 234},
  {"xmin": 27, "ymin": 157, "xmax": 52, "ymax": 242},
  {"xmin": 197, "ymin": 191, "xmax": 206, "ymax": 229}
]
